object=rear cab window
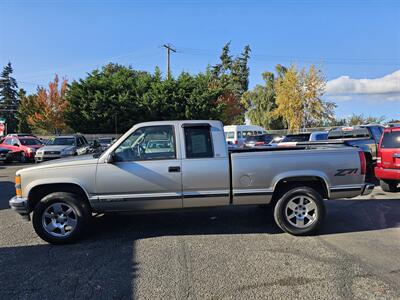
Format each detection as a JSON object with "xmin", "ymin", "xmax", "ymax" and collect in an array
[{"xmin": 184, "ymin": 125, "xmax": 214, "ymax": 158}]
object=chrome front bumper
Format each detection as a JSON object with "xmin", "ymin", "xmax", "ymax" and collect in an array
[
  {"xmin": 361, "ymin": 183, "xmax": 375, "ymax": 196},
  {"xmin": 9, "ymin": 196, "xmax": 30, "ymax": 220}
]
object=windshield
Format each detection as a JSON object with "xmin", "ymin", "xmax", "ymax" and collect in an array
[
  {"xmin": 19, "ymin": 138, "xmax": 42, "ymax": 146},
  {"xmin": 48, "ymin": 137, "xmax": 76, "ymax": 146}
]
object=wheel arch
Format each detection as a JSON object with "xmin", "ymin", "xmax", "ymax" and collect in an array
[
  {"xmin": 27, "ymin": 182, "xmax": 91, "ymax": 212},
  {"xmin": 271, "ymin": 175, "xmax": 330, "ymax": 204}
]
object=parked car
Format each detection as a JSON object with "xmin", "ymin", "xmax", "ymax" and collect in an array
[
  {"xmin": 309, "ymin": 131, "xmax": 328, "ymax": 141},
  {"xmin": 224, "ymin": 125, "xmax": 266, "ymax": 147},
  {"xmin": 98, "ymin": 137, "xmax": 114, "ymax": 150},
  {"xmin": 243, "ymin": 134, "xmax": 281, "ymax": 148},
  {"xmin": 6, "ymin": 133, "xmax": 39, "ymax": 138},
  {"xmin": 34, "ymin": 134, "xmax": 89, "ymax": 163},
  {"xmin": 0, "ymin": 147, "xmax": 17, "ymax": 164},
  {"xmin": 9, "ymin": 120, "xmax": 373, "ymax": 244},
  {"xmin": 375, "ymin": 126, "xmax": 400, "ymax": 192},
  {"xmin": 0, "ymin": 135, "xmax": 43, "ymax": 162},
  {"xmin": 281, "ymin": 133, "xmax": 311, "ymax": 143},
  {"xmin": 275, "ymin": 132, "xmax": 328, "ymax": 147}
]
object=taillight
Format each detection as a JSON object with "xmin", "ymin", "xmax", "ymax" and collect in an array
[
  {"xmin": 358, "ymin": 151, "xmax": 366, "ymax": 175},
  {"xmin": 376, "ymin": 150, "xmax": 382, "ymax": 167},
  {"xmin": 234, "ymin": 140, "xmax": 238, "ymax": 145},
  {"xmin": 255, "ymin": 141, "xmax": 264, "ymax": 146}
]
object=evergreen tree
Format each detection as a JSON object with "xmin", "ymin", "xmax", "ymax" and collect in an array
[
  {"xmin": 17, "ymin": 89, "xmax": 34, "ymax": 133},
  {"xmin": 0, "ymin": 62, "xmax": 19, "ymax": 133}
]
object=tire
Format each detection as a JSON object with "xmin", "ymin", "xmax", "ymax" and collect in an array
[
  {"xmin": 3, "ymin": 157, "xmax": 12, "ymax": 164},
  {"xmin": 274, "ymin": 187, "xmax": 325, "ymax": 236},
  {"xmin": 19, "ymin": 152, "xmax": 27, "ymax": 163},
  {"xmin": 32, "ymin": 192, "xmax": 91, "ymax": 244},
  {"xmin": 380, "ymin": 180, "xmax": 398, "ymax": 192}
]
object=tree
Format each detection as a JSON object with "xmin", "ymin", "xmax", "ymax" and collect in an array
[
  {"xmin": 274, "ymin": 65, "xmax": 336, "ymax": 131},
  {"xmin": 17, "ymin": 89, "xmax": 35, "ymax": 133},
  {"xmin": 241, "ymin": 70, "xmax": 284, "ymax": 129},
  {"xmin": 211, "ymin": 43, "xmax": 251, "ymax": 124},
  {"xmin": 0, "ymin": 62, "xmax": 19, "ymax": 132},
  {"xmin": 348, "ymin": 114, "xmax": 385, "ymax": 126},
  {"xmin": 28, "ymin": 75, "xmax": 68, "ymax": 134},
  {"xmin": 65, "ymin": 64, "xmax": 226, "ymax": 133}
]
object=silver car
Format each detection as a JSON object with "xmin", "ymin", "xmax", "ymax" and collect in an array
[{"xmin": 35, "ymin": 135, "xmax": 89, "ymax": 162}]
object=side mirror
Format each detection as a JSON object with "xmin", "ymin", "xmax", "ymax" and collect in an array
[
  {"xmin": 13, "ymin": 143, "xmax": 20, "ymax": 147},
  {"xmin": 106, "ymin": 152, "xmax": 114, "ymax": 163}
]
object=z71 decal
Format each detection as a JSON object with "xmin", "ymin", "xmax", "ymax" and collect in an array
[{"xmin": 335, "ymin": 168, "xmax": 358, "ymax": 176}]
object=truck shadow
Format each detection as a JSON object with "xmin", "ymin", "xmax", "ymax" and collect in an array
[
  {"xmin": 0, "ymin": 181, "xmax": 15, "ymax": 210},
  {"xmin": 87, "ymin": 197, "xmax": 400, "ymax": 240},
  {"xmin": 0, "ymin": 197, "xmax": 398, "ymax": 299},
  {"xmin": 0, "ymin": 239, "xmax": 139, "ymax": 299}
]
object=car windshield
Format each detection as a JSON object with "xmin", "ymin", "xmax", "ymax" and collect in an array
[
  {"xmin": 19, "ymin": 138, "xmax": 42, "ymax": 146},
  {"xmin": 281, "ymin": 134, "xmax": 310, "ymax": 142},
  {"xmin": 48, "ymin": 137, "xmax": 75, "ymax": 146}
]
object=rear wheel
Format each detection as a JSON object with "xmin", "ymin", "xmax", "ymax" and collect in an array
[
  {"xmin": 274, "ymin": 187, "xmax": 325, "ymax": 235},
  {"xmin": 32, "ymin": 192, "xmax": 91, "ymax": 244},
  {"xmin": 380, "ymin": 180, "xmax": 398, "ymax": 192}
]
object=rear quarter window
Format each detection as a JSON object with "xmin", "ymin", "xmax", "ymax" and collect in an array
[{"xmin": 381, "ymin": 131, "xmax": 400, "ymax": 148}]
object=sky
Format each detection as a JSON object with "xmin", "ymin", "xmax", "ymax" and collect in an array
[{"xmin": 1, "ymin": 0, "xmax": 399, "ymax": 121}]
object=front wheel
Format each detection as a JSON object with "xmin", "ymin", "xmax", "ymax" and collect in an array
[
  {"xmin": 274, "ymin": 187, "xmax": 325, "ymax": 236},
  {"xmin": 19, "ymin": 152, "xmax": 27, "ymax": 163},
  {"xmin": 32, "ymin": 192, "xmax": 91, "ymax": 244}
]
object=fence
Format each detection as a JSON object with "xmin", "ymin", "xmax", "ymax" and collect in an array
[{"xmin": 264, "ymin": 127, "xmax": 333, "ymax": 136}]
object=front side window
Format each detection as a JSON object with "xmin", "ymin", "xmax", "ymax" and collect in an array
[
  {"xmin": 4, "ymin": 138, "xmax": 13, "ymax": 145},
  {"xmin": 184, "ymin": 126, "xmax": 214, "ymax": 159},
  {"xmin": 114, "ymin": 125, "xmax": 176, "ymax": 162}
]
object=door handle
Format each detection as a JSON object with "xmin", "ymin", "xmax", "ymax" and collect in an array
[{"xmin": 168, "ymin": 166, "xmax": 181, "ymax": 173}]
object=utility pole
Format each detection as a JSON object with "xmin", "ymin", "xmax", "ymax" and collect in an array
[{"xmin": 163, "ymin": 44, "xmax": 176, "ymax": 79}]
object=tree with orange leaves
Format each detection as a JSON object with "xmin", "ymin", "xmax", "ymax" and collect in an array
[{"xmin": 28, "ymin": 75, "xmax": 68, "ymax": 134}]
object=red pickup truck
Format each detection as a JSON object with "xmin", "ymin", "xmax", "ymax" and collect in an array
[
  {"xmin": 375, "ymin": 127, "xmax": 400, "ymax": 192},
  {"xmin": 0, "ymin": 135, "xmax": 43, "ymax": 162}
]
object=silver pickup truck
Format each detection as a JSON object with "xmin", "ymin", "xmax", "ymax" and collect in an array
[{"xmin": 9, "ymin": 120, "xmax": 374, "ymax": 244}]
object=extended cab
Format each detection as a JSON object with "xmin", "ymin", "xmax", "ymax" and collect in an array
[{"xmin": 9, "ymin": 120, "xmax": 373, "ymax": 244}]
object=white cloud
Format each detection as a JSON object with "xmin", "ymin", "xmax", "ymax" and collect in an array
[{"xmin": 325, "ymin": 70, "xmax": 400, "ymax": 101}]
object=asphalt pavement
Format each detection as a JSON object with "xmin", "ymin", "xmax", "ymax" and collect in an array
[{"xmin": 0, "ymin": 163, "xmax": 399, "ymax": 299}]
